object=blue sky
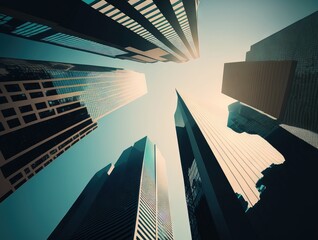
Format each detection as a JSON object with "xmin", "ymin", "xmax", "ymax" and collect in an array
[{"xmin": 0, "ymin": 1, "xmax": 317, "ymax": 239}]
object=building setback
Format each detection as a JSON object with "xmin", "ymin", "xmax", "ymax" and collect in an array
[
  {"xmin": 0, "ymin": 58, "xmax": 147, "ymax": 202},
  {"xmin": 0, "ymin": 0, "xmax": 200, "ymax": 63},
  {"xmin": 222, "ymin": 11, "xmax": 318, "ymax": 133},
  {"xmin": 174, "ymin": 91, "xmax": 285, "ymax": 240},
  {"xmin": 48, "ymin": 137, "xmax": 174, "ymax": 240}
]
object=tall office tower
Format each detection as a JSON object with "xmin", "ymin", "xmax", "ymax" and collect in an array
[
  {"xmin": 0, "ymin": 0, "xmax": 199, "ymax": 63},
  {"xmin": 222, "ymin": 11, "xmax": 318, "ymax": 133},
  {"xmin": 0, "ymin": 58, "xmax": 147, "ymax": 202},
  {"xmin": 174, "ymin": 91, "xmax": 284, "ymax": 240},
  {"xmin": 49, "ymin": 137, "xmax": 173, "ymax": 240},
  {"xmin": 227, "ymin": 102, "xmax": 318, "ymax": 240}
]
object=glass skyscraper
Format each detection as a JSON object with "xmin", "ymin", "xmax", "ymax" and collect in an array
[
  {"xmin": 49, "ymin": 137, "xmax": 173, "ymax": 240},
  {"xmin": 0, "ymin": 0, "xmax": 199, "ymax": 63},
  {"xmin": 174, "ymin": 91, "xmax": 284, "ymax": 240},
  {"xmin": 0, "ymin": 58, "xmax": 147, "ymax": 202}
]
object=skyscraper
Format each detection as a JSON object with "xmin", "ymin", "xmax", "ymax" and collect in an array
[
  {"xmin": 0, "ymin": 58, "xmax": 147, "ymax": 202},
  {"xmin": 222, "ymin": 11, "xmax": 318, "ymax": 133},
  {"xmin": 174, "ymin": 91, "xmax": 284, "ymax": 240},
  {"xmin": 227, "ymin": 102, "xmax": 318, "ymax": 240},
  {"xmin": 49, "ymin": 137, "xmax": 174, "ymax": 240},
  {"xmin": 0, "ymin": 0, "xmax": 199, "ymax": 63}
]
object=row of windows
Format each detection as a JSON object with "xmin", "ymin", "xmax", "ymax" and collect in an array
[
  {"xmin": 128, "ymin": 0, "xmax": 192, "ymax": 59},
  {"xmin": 0, "ymin": 14, "xmax": 12, "ymax": 26},
  {"xmin": 87, "ymin": 0, "xmax": 182, "ymax": 61},
  {"xmin": 11, "ymin": 21, "xmax": 51, "ymax": 38},
  {"xmin": 171, "ymin": 0, "xmax": 197, "ymax": 55}
]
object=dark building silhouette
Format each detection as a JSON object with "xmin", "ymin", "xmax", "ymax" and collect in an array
[
  {"xmin": 174, "ymin": 91, "xmax": 259, "ymax": 240},
  {"xmin": 222, "ymin": 11, "xmax": 318, "ymax": 133},
  {"xmin": 49, "ymin": 137, "xmax": 173, "ymax": 240},
  {"xmin": 0, "ymin": 58, "xmax": 147, "ymax": 202},
  {"xmin": 0, "ymin": 0, "xmax": 199, "ymax": 63},
  {"xmin": 227, "ymin": 102, "xmax": 318, "ymax": 240}
]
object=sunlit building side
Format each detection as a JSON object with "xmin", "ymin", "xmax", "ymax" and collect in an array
[
  {"xmin": 0, "ymin": 58, "xmax": 147, "ymax": 202},
  {"xmin": 174, "ymin": 91, "xmax": 284, "ymax": 240},
  {"xmin": 49, "ymin": 137, "xmax": 173, "ymax": 240}
]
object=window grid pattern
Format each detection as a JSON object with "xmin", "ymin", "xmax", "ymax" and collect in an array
[
  {"xmin": 170, "ymin": 0, "xmax": 197, "ymax": 56},
  {"xmin": 85, "ymin": 0, "xmax": 186, "ymax": 62},
  {"xmin": 128, "ymin": 0, "xmax": 192, "ymax": 59},
  {"xmin": 137, "ymin": 139, "xmax": 157, "ymax": 240},
  {"xmin": 0, "ymin": 70, "xmax": 146, "ymax": 133},
  {"xmin": 0, "ymin": 59, "xmax": 147, "ymax": 202}
]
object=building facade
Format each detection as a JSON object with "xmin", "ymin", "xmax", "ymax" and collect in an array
[
  {"xmin": 0, "ymin": 58, "xmax": 147, "ymax": 202},
  {"xmin": 0, "ymin": 0, "xmax": 200, "ymax": 63},
  {"xmin": 49, "ymin": 137, "xmax": 173, "ymax": 240},
  {"xmin": 174, "ymin": 91, "xmax": 284, "ymax": 240},
  {"xmin": 222, "ymin": 11, "xmax": 318, "ymax": 133}
]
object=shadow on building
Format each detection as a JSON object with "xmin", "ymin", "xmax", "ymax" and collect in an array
[{"xmin": 227, "ymin": 102, "xmax": 318, "ymax": 240}]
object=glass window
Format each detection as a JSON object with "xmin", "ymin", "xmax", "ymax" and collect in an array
[
  {"xmin": 30, "ymin": 92, "xmax": 44, "ymax": 98},
  {"xmin": 23, "ymin": 113, "xmax": 37, "ymax": 123},
  {"xmin": 0, "ymin": 122, "xmax": 4, "ymax": 132},
  {"xmin": 9, "ymin": 173, "xmax": 23, "ymax": 184},
  {"xmin": 39, "ymin": 110, "xmax": 55, "ymax": 119},
  {"xmin": 24, "ymin": 82, "xmax": 41, "ymax": 90},
  {"xmin": 19, "ymin": 105, "xmax": 33, "ymax": 113},
  {"xmin": 42, "ymin": 81, "xmax": 53, "ymax": 88},
  {"xmin": 46, "ymin": 90, "xmax": 57, "ymax": 96},
  {"xmin": 7, "ymin": 118, "xmax": 21, "ymax": 128},
  {"xmin": 11, "ymin": 94, "xmax": 27, "ymax": 101},
  {"xmin": 35, "ymin": 102, "xmax": 47, "ymax": 110},
  {"xmin": 2, "ymin": 108, "xmax": 16, "ymax": 117},
  {"xmin": 5, "ymin": 84, "xmax": 21, "ymax": 92},
  {"xmin": 0, "ymin": 96, "xmax": 8, "ymax": 104}
]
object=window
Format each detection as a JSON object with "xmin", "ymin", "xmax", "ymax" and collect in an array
[
  {"xmin": 35, "ymin": 102, "xmax": 46, "ymax": 110},
  {"xmin": 11, "ymin": 94, "xmax": 27, "ymax": 101},
  {"xmin": 46, "ymin": 90, "xmax": 57, "ymax": 96},
  {"xmin": 5, "ymin": 84, "xmax": 21, "ymax": 92},
  {"xmin": 7, "ymin": 118, "xmax": 21, "ymax": 128},
  {"xmin": 24, "ymin": 168, "xmax": 30, "ymax": 174},
  {"xmin": 9, "ymin": 173, "xmax": 23, "ymax": 184},
  {"xmin": 42, "ymin": 81, "xmax": 53, "ymax": 88},
  {"xmin": 23, "ymin": 114, "xmax": 37, "ymax": 123},
  {"xmin": 24, "ymin": 82, "xmax": 41, "ymax": 90},
  {"xmin": 39, "ymin": 110, "xmax": 55, "ymax": 119},
  {"xmin": 19, "ymin": 105, "xmax": 33, "ymax": 113},
  {"xmin": 0, "ymin": 122, "xmax": 4, "ymax": 132},
  {"xmin": 30, "ymin": 92, "xmax": 44, "ymax": 98},
  {"xmin": 0, "ymin": 96, "xmax": 8, "ymax": 104},
  {"xmin": 2, "ymin": 108, "xmax": 16, "ymax": 117}
]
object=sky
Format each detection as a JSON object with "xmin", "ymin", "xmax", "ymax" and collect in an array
[{"xmin": 0, "ymin": 1, "xmax": 317, "ymax": 239}]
